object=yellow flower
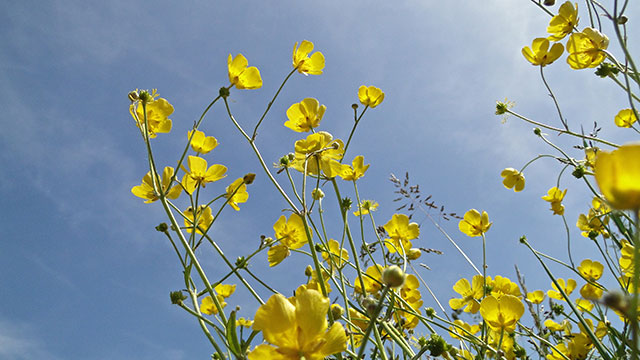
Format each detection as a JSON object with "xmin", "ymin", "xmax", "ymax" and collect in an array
[
  {"xmin": 488, "ymin": 275, "xmax": 522, "ymax": 299},
  {"xmin": 614, "ymin": 109, "xmax": 638, "ymax": 128},
  {"xmin": 479, "ymin": 295, "xmax": 524, "ymax": 332},
  {"xmin": 459, "ymin": 209, "xmax": 492, "ymax": 237},
  {"xmin": 576, "ymin": 298, "xmax": 594, "ymax": 312},
  {"xmin": 284, "ymin": 98, "xmax": 326, "ymax": 132},
  {"xmin": 358, "ymin": 85, "xmax": 385, "ymax": 108},
  {"xmin": 130, "ymin": 90, "xmax": 173, "ymax": 138},
  {"xmin": 132, "ymin": 166, "xmax": 182, "ymax": 203},
  {"xmin": 577, "ymin": 208, "xmax": 609, "ymax": 238},
  {"xmin": 448, "ymin": 320, "xmax": 480, "ymax": 340},
  {"xmin": 200, "ymin": 284, "xmax": 237, "ymax": 315},
  {"xmin": 449, "ymin": 275, "xmax": 485, "ymax": 314},
  {"xmin": 567, "ymin": 27, "xmax": 609, "ymax": 69},
  {"xmin": 500, "ymin": 168, "xmax": 525, "ymax": 192},
  {"xmin": 353, "ymin": 200, "xmax": 378, "ymax": 216},
  {"xmin": 227, "ymin": 53, "xmax": 262, "ymax": 89},
  {"xmin": 291, "ymin": 132, "xmax": 344, "ymax": 178},
  {"xmin": 181, "ymin": 156, "xmax": 227, "ymax": 194},
  {"xmin": 184, "ymin": 205, "xmax": 213, "ymax": 235},
  {"xmin": 595, "ymin": 143, "xmax": 640, "ymax": 209},
  {"xmin": 547, "ymin": 1, "xmax": 579, "ymax": 41},
  {"xmin": 522, "ymin": 38, "xmax": 564, "ymax": 66},
  {"xmin": 224, "ymin": 178, "xmax": 249, "ymax": 211},
  {"xmin": 619, "ymin": 240, "xmax": 635, "ymax": 276},
  {"xmin": 579, "ymin": 284, "xmax": 603, "ymax": 300},
  {"xmin": 237, "ymin": 317, "xmax": 254, "ymax": 328},
  {"xmin": 339, "ymin": 155, "xmax": 370, "ymax": 181},
  {"xmin": 354, "ymin": 264, "xmax": 384, "ymax": 295},
  {"xmin": 268, "ymin": 214, "xmax": 308, "ymax": 267},
  {"xmin": 188, "ymin": 130, "xmax": 218, "ymax": 154},
  {"xmin": 526, "ymin": 290, "xmax": 545, "ymax": 304},
  {"xmin": 547, "ymin": 278, "xmax": 577, "ymax": 300},
  {"xmin": 585, "ymin": 147, "xmax": 598, "ymax": 170},
  {"xmin": 544, "ymin": 319, "xmax": 568, "ymax": 332},
  {"xmin": 292, "ymin": 40, "xmax": 325, "ymax": 75},
  {"xmin": 321, "ymin": 239, "xmax": 349, "ymax": 271},
  {"xmin": 546, "ymin": 333, "xmax": 593, "ymax": 360},
  {"xmin": 383, "ymin": 214, "xmax": 420, "ymax": 254},
  {"xmin": 577, "ymin": 259, "xmax": 603, "ymax": 281},
  {"xmin": 249, "ymin": 288, "xmax": 347, "ymax": 360},
  {"xmin": 541, "ymin": 186, "xmax": 567, "ymax": 215}
]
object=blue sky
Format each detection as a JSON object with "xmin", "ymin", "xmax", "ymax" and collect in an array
[{"xmin": 1, "ymin": 0, "xmax": 638, "ymax": 359}]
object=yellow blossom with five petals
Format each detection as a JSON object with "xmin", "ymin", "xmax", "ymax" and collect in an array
[
  {"xmin": 228, "ymin": 54, "xmax": 263, "ymax": 89},
  {"xmin": 284, "ymin": 98, "xmax": 326, "ymax": 132},
  {"xmin": 480, "ymin": 294, "xmax": 524, "ymax": 332},
  {"xmin": 526, "ymin": 290, "xmax": 545, "ymax": 304},
  {"xmin": 130, "ymin": 90, "xmax": 173, "ymax": 138},
  {"xmin": 188, "ymin": 130, "xmax": 218, "ymax": 154},
  {"xmin": 339, "ymin": 155, "xmax": 370, "ymax": 181},
  {"xmin": 614, "ymin": 109, "xmax": 638, "ymax": 128},
  {"xmin": 449, "ymin": 275, "xmax": 485, "ymax": 313},
  {"xmin": 353, "ymin": 200, "xmax": 378, "ymax": 216},
  {"xmin": 459, "ymin": 209, "xmax": 492, "ymax": 237},
  {"xmin": 292, "ymin": 40, "xmax": 325, "ymax": 75},
  {"xmin": 383, "ymin": 214, "xmax": 420, "ymax": 254},
  {"xmin": 500, "ymin": 168, "xmax": 525, "ymax": 192},
  {"xmin": 184, "ymin": 205, "xmax": 213, "ymax": 235},
  {"xmin": 249, "ymin": 288, "xmax": 347, "ymax": 360},
  {"xmin": 181, "ymin": 156, "xmax": 227, "ymax": 194},
  {"xmin": 132, "ymin": 166, "xmax": 182, "ymax": 203},
  {"xmin": 291, "ymin": 132, "xmax": 344, "ymax": 178},
  {"xmin": 547, "ymin": 278, "xmax": 577, "ymax": 300},
  {"xmin": 567, "ymin": 27, "xmax": 609, "ymax": 69},
  {"xmin": 268, "ymin": 214, "xmax": 308, "ymax": 267},
  {"xmin": 547, "ymin": 1, "xmax": 579, "ymax": 41},
  {"xmin": 522, "ymin": 38, "xmax": 564, "ymax": 66},
  {"xmin": 542, "ymin": 186, "xmax": 567, "ymax": 215},
  {"xmin": 224, "ymin": 178, "xmax": 249, "ymax": 211},
  {"xmin": 358, "ymin": 85, "xmax": 385, "ymax": 108}
]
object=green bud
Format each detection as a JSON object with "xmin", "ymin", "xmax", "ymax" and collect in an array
[
  {"xmin": 351, "ymin": 103, "xmax": 358, "ymax": 110},
  {"xmin": 617, "ymin": 16, "xmax": 628, "ymax": 25},
  {"xmin": 243, "ymin": 173, "xmax": 256, "ymax": 184},
  {"xmin": 495, "ymin": 102, "xmax": 508, "ymax": 115},
  {"xmin": 235, "ymin": 256, "xmax": 248, "ymax": 269},
  {"xmin": 315, "ymin": 243, "xmax": 324, "ymax": 252},
  {"xmin": 425, "ymin": 307, "xmax": 436, "ymax": 318},
  {"xmin": 533, "ymin": 127, "xmax": 542, "ymax": 136},
  {"xmin": 572, "ymin": 165, "xmax": 586, "ymax": 179},
  {"xmin": 519, "ymin": 235, "xmax": 527, "ymax": 244},
  {"xmin": 156, "ymin": 223, "xmax": 168, "ymax": 232},
  {"xmin": 595, "ymin": 63, "xmax": 619, "ymax": 78},
  {"xmin": 219, "ymin": 86, "xmax": 230, "ymax": 98},
  {"xmin": 312, "ymin": 188, "xmax": 325, "ymax": 200},
  {"xmin": 170, "ymin": 290, "xmax": 188, "ymax": 304},
  {"xmin": 588, "ymin": 230, "xmax": 599, "ymax": 240},
  {"xmin": 426, "ymin": 334, "xmax": 450, "ymax": 357},
  {"xmin": 138, "ymin": 90, "xmax": 151, "ymax": 103},
  {"xmin": 551, "ymin": 303, "xmax": 564, "ymax": 315},
  {"xmin": 128, "ymin": 90, "xmax": 139, "ymax": 102},
  {"xmin": 383, "ymin": 265, "xmax": 406, "ymax": 288},
  {"xmin": 304, "ymin": 265, "xmax": 314, "ymax": 277},
  {"xmin": 543, "ymin": 0, "xmax": 555, "ymax": 5},
  {"xmin": 341, "ymin": 197, "xmax": 352, "ymax": 211},
  {"xmin": 417, "ymin": 336, "xmax": 428, "ymax": 347}
]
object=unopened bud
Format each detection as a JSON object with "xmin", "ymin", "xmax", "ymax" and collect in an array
[
  {"xmin": 243, "ymin": 173, "xmax": 256, "ymax": 184},
  {"xmin": 382, "ymin": 265, "xmax": 406, "ymax": 288},
  {"xmin": 304, "ymin": 265, "xmax": 314, "ymax": 277},
  {"xmin": 361, "ymin": 296, "xmax": 378, "ymax": 316},
  {"xmin": 617, "ymin": 16, "xmax": 628, "ymax": 25},
  {"xmin": 312, "ymin": 188, "xmax": 325, "ymax": 200},
  {"xmin": 572, "ymin": 165, "xmax": 586, "ymax": 179},
  {"xmin": 543, "ymin": 0, "xmax": 555, "ymax": 6},
  {"xmin": 235, "ymin": 256, "xmax": 248, "ymax": 269},
  {"xmin": 128, "ymin": 90, "xmax": 139, "ymax": 102},
  {"xmin": 407, "ymin": 248, "xmax": 421, "ymax": 260},
  {"xmin": 352, "ymin": 103, "xmax": 358, "ymax": 110},
  {"xmin": 156, "ymin": 223, "xmax": 168, "ymax": 232},
  {"xmin": 138, "ymin": 90, "xmax": 151, "ymax": 103},
  {"xmin": 533, "ymin": 127, "xmax": 542, "ymax": 136},
  {"xmin": 331, "ymin": 304, "xmax": 344, "ymax": 319},
  {"xmin": 263, "ymin": 237, "xmax": 274, "ymax": 246},
  {"xmin": 219, "ymin": 86, "xmax": 230, "ymax": 98},
  {"xmin": 425, "ymin": 307, "xmax": 436, "ymax": 318},
  {"xmin": 170, "ymin": 290, "xmax": 188, "ymax": 304}
]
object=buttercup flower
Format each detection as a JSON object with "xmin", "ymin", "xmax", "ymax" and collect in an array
[
  {"xmin": 522, "ymin": 38, "xmax": 564, "ymax": 66},
  {"xmin": 383, "ymin": 214, "xmax": 420, "ymax": 254},
  {"xmin": 580, "ymin": 284, "xmax": 603, "ymax": 300},
  {"xmin": 488, "ymin": 275, "xmax": 522, "ymax": 299},
  {"xmin": 459, "ymin": 209, "xmax": 492, "ymax": 237},
  {"xmin": 130, "ymin": 90, "xmax": 173, "ymax": 138},
  {"xmin": 577, "ymin": 259, "xmax": 603, "ymax": 281},
  {"xmin": 224, "ymin": 178, "xmax": 249, "ymax": 211},
  {"xmin": 542, "ymin": 186, "xmax": 567, "ymax": 215},
  {"xmin": 184, "ymin": 205, "xmax": 213, "ymax": 235},
  {"xmin": 188, "ymin": 130, "xmax": 218, "ymax": 154},
  {"xmin": 595, "ymin": 143, "xmax": 640, "ymax": 210},
  {"xmin": 132, "ymin": 166, "xmax": 182, "ymax": 203},
  {"xmin": 576, "ymin": 208, "xmax": 609, "ymax": 238},
  {"xmin": 619, "ymin": 240, "xmax": 635, "ymax": 276},
  {"xmin": 268, "ymin": 214, "xmax": 308, "ymax": 267},
  {"xmin": 291, "ymin": 132, "xmax": 344, "ymax": 178},
  {"xmin": 567, "ymin": 27, "xmax": 609, "ymax": 69},
  {"xmin": 284, "ymin": 98, "xmax": 326, "ymax": 132},
  {"xmin": 228, "ymin": 53, "xmax": 263, "ymax": 89},
  {"xmin": 355, "ymin": 264, "xmax": 384, "ymax": 295},
  {"xmin": 547, "ymin": 278, "xmax": 577, "ymax": 300},
  {"xmin": 200, "ymin": 283, "xmax": 237, "ymax": 316},
  {"xmin": 526, "ymin": 290, "xmax": 545, "ymax": 304},
  {"xmin": 353, "ymin": 200, "xmax": 378, "ymax": 216},
  {"xmin": 449, "ymin": 275, "xmax": 485, "ymax": 314},
  {"xmin": 321, "ymin": 239, "xmax": 349, "ymax": 271},
  {"xmin": 449, "ymin": 320, "xmax": 480, "ymax": 340},
  {"xmin": 249, "ymin": 288, "xmax": 347, "ymax": 360},
  {"xmin": 480, "ymin": 295, "xmax": 524, "ymax": 332},
  {"xmin": 500, "ymin": 168, "xmax": 525, "ymax": 192},
  {"xmin": 339, "ymin": 155, "xmax": 370, "ymax": 181},
  {"xmin": 547, "ymin": 1, "xmax": 579, "ymax": 41},
  {"xmin": 614, "ymin": 109, "xmax": 638, "ymax": 128},
  {"xmin": 181, "ymin": 156, "xmax": 227, "ymax": 194},
  {"xmin": 358, "ymin": 85, "xmax": 385, "ymax": 108},
  {"xmin": 292, "ymin": 40, "xmax": 325, "ymax": 75}
]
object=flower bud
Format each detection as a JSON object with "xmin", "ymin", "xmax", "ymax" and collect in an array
[
  {"xmin": 351, "ymin": 103, "xmax": 358, "ymax": 110},
  {"xmin": 155, "ymin": 223, "xmax": 168, "ymax": 232},
  {"xmin": 312, "ymin": 188, "xmax": 325, "ymax": 200},
  {"xmin": 304, "ymin": 265, "xmax": 314, "ymax": 277},
  {"xmin": 533, "ymin": 127, "xmax": 542, "ymax": 136},
  {"xmin": 170, "ymin": 290, "xmax": 188, "ymax": 304},
  {"xmin": 361, "ymin": 296, "xmax": 378, "ymax": 316},
  {"xmin": 543, "ymin": 0, "xmax": 555, "ymax": 5},
  {"xmin": 572, "ymin": 165, "xmax": 585, "ymax": 179},
  {"xmin": 243, "ymin": 173, "xmax": 256, "ymax": 184},
  {"xmin": 128, "ymin": 90, "xmax": 139, "ymax": 102},
  {"xmin": 617, "ymin": 16, "xmax": 628, "ymax": 25},
  {"xmin": 263, "ymin": 237, "xmax": 274, "ymax": 246},
  {"xmin": 235, "ymin": 256, "xmax": 248, "ymax": 269},
  {"xmin": 425, "ymin": 307, "xmax": 436, "ymax": 318},
  {"xmin": 219, "ymin": 86, "xmax": 230, "ymax": 98},
  {"xmin": 330, "ymin": 304, "xmax": 344, "ymax": 319},
  {"xmin": 407, "ymin": 248, "xmax": 421, "ymax": 260},
  {"xmin": 138, "ymin": 90, "xmax": 151, "ymax": 103},
  {"xmin": 382, "ymin": 265, "xmax": 406, "ymax": 288}
]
